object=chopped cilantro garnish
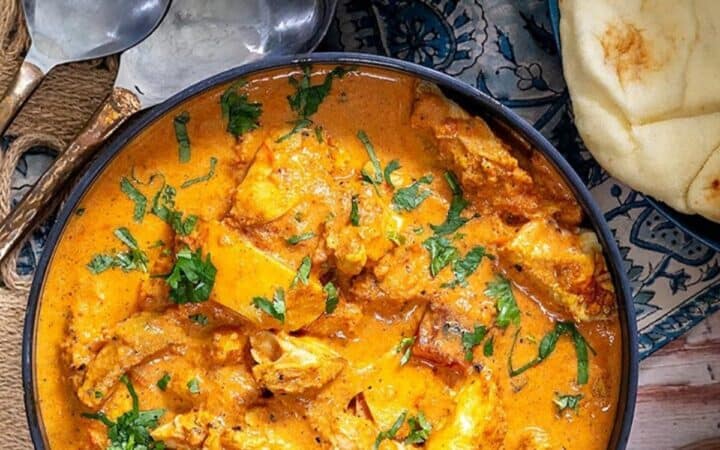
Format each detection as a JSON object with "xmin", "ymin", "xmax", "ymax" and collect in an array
[
  {"xmin": 442, "ymin": 246, "xmax": 490, "ymax": 288},
  {"xmin": 187, "ymin": 377, "xmax": 200, "ymax": 394},
  {"xmin": 174, "ymin": 111, "xmax": 191, "ymax": 163},
  {"xmin": 189, "ymin": 313, "xmax": 208, "ymax": 326},
  {"xmin": 165, "ymin": 247, "xmax": 216, "ymax": 304},
  {"xmin": 314, "ymin": 125, "xmax": 324, "ymax": 143},
  {"xmin": 461, "ymin": 325, "xmax": 487, "ymax": 362},
  {"xmin": 509, "ymin": 322, "xmax": 593, "ymax": 384},
  {"xmin": 120, "ymin": 177, "xmax": 147, "ymax": 222},
  {"xmin": 181, "ymin": 157, "xmax": 218, "ymax": 189},
  {"xmin": 286, "ymin": 232, "xmax": 315, "ymax": 245},
  {"xmin": 392, "ymin": 175, "xmax": 434, "ymax": 211},
  {"xmin": 554, "ymin": 393, "xmax": 583, "ymax": 413},
  {"xmin": 324, "ymin": 281, "xmax": 339, "ymax": 314},
  {"xmin": 350, "ymin": 194, "xmax": 360, "ymax": 226},
  {"xmin": 156, "ymin": 373, "xmax": 171, "ymax": 391},
  {"xmin": 75, "ymin": 207, "xmax": 85, "ymax": 216},
  {"xmin": 383, "ymin": 159, "xmax": 401, "ymax": 188},
  {"xmin": 422, "ymin": 235, "xmax": 459, "ymax": 277},
  {"xmin": 430, "ymin": 171, "xmax": 474, "ymax": 236},
  {"xmin": 358, "ymin": 130, "xmax": 383, "ymax": 185},
  {"xmin": 374, "ymin": 411, "xmax": 407, "ymax": 450},
  {"xmin": 87, "ymin": 228, "xmax": 148, "ymax": 274},
  {"xmin": 396, "ymin": 336, "xmax": 415, "ymax": 366},
  {"xmin": 279, "ymin": 65, "xmax": 349, "ymax": 141},
  {"xmin": 220, "ymin": 80, "xmax": 262, "ymax": 138},
  {"xmin": 483, "ymin": 336, "xmax": 494, "ymax": 357},
  {"xmin": 252, "ymin": 287, "xmax": 286, "ymax": 323},
  {"xmin": 405, "ymin": 412, "xmax": 432, "ymax": 445},
  {"xmin": 291, "ymin": 256, "xmax": 312, "ymax": 288},
  {"xmin": 82, "ymin": 374, "xmax": 165, "ymax": 449},
  {"xmin": 485, "ymin": 275, "xmax": 520, "ymax": 328},
  {"xmin": 151, "ymin": 184, "xmax": 198, "ymax": 236}
]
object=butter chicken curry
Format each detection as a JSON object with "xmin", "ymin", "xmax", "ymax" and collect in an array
[{"xmin": 34, "ymin": 65, "xmax": 622, "ymax": 449}]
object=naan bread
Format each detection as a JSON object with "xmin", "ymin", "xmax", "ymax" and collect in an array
[{"xmin": 560, "ymin": 0, "xmax": 720, "ymax": 222}]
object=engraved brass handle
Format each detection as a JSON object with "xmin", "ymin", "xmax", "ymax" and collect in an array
[
  {"xmin": 0, "ymin": 87, "xmax": 141, "ymax": 261},
  {"xmin": 0, "ymin": 60, "xmax": 45, "ymax": 137}
]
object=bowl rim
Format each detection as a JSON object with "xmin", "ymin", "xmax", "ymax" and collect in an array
[{"xmin": 22, "ymin": 52, "xmax": 639, "ymax": 449}]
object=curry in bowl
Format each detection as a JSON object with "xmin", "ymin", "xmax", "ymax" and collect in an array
[{"xmin": 33, "ymin": 64, "xmax": 623, "ymax": 449}]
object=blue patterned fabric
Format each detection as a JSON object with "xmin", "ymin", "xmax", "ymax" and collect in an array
[
  {"xmin": 321, "ymin": 0, "xmax": 720, "ymax": 358},
  {"xmin": 4, "ymin": 0, "xmax": 718, "ymax": 359}
]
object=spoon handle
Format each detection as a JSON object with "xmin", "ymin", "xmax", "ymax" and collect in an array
[
  {"xmin": 0, "ymin": 60, "xmax": 45, "ymax": 137},
  {"xmin": 0, "ymin": 87, "xmax": 141, "ymax": 262}
]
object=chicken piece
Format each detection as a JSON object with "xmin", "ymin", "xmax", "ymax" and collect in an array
[
  {"xmin": 325, "ymin": 185, "xmax": 404, "ymax": 276},
  {"xmin": 414, "ymin": 293, "xmax": 496, "ymax": 369},
  {"xmin": 152, "ymin": 410, "xmax": 219, "ymax": 449},
  {"xmin": 498, "ymin": 219, "xmax": 615, "ymax": 322},
  {"xmin": 249, "ymin": 331, "xmax": 345, "ymax": 395},
  {"xmin": 304, "ymin": 300, "xmax": 364, "ymax": 339},
  {"xmin": 76, "ymin": 312, "xmax": 186, "ymax": 408},
  {"xmin": 526, "ymin": 151, "xmax": 583, "ymax": 227},
  {"xmin": 222, "ymin": 405, "xmax": 323, "ymax": 449},
  {"xmin": 210, "ymin": 329, "xmax": 248, "ymax": 365},
  {"xmin": 511, "ymin": 427, "xmax": 552, "ymax": 450},
  {"xmin": 426, "ymin": 369, "xmax": 506, "ymax": 449},
  {"xmin": 230, "ymin": 132, "xmax": 339, "ymax": 226},
  {"xmin": 410, "ymin": 81, "xmax": 537, "ymax": 222},
  {"xmin": 195, "ymin": 219, "xmax": 325, "ymax": 331},
  {"xmin": 372, "ymin": 243, "xmax": 438, "ymax": 302}
]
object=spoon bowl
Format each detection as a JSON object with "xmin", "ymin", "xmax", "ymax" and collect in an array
[{"xmin": 23, "ymin": 0, "xmax": 170, "ymax": 72}]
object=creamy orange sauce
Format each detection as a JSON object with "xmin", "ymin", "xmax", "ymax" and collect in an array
[{"xmin": 34, "ymin": 66, "xmax": 622, "ymax": 449}]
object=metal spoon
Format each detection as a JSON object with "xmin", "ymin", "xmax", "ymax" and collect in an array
[
  {"xmin": 0, "ymin": 0, "xmax": 337, "ymax": 261},
  {"xmin": 0, "ymin": 0, "xmax": 170, "ymax": 137}
]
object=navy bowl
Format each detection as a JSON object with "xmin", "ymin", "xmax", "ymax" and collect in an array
[
  {"xmin": 548, "ymin": 0, "xmax": 720, "ymax": 251},
  {"xmin": 22, "ymin": 53, "xmax": 638, "ymax": 449}
]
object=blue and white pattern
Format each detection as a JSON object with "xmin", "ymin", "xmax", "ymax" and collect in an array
[
  {"xmin": 4, "ymin": 0, "xmax": 718, "ymax": 359},
  {"xmin": 323, "ymin": 0, "xmax": 720, "ymax": 358}
]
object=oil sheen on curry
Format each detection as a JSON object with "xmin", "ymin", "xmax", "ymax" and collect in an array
[{"xmin": 35, "ymin": 65, "xmax": 622, "ymax": 449}]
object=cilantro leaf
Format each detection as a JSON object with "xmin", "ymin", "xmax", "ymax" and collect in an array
[
  {"xmin": 430, "ymin": 171, "xmax": 473, "ymax": 236},
  {"xmin": 483, "ymin": 336, "xmax": 494, "ymax": 357},
  {"xmin": 392, "ymin": 175, "xmax": 434, "ymax": 211},
  {"xmin": 324, "ymin": 281, "xmax": 339, "ymax": 314},
  {"xmin": 485, "ymin": 275, "xmax": 520, "ymax": 328},
  {"xmin": 82, "ymin": 374, "xmax": 165, "ymax": 450},
  {"xmin": 286, "ymin": 232, "xmax": 315, "ymax": 245},
  {"xmin": 189, "ymin": 313, "xmax": 208, "ymax": 326},
  {"xmin": 165, "ymin": 247, "xmax": 216, "ymax": 304},
  {"xmin": 405, "ymin": 412, "xmax": 432, "ymax": 445},
  {"xmin": 357, "ymin": 130, "xmax": 383, "ymax": 185},
  {"xmin": 291, "ymin": 256, "xmax": 312, "ymax": 288},
  {"xmin": 220, "ymin": 80, "xmax": 262, "ymax": 138},
  {"xmin": 288, "ymin": 65, "xmax": 349, "ymax": 118},
  {"xmin": 156, "ymin": 373, "xmax": 170, "ymax": 391},
  {"xmin": 87, "ymin": 228, "xmax": 148, "ymax": 274},
  {"xmin": 181, "ymin": 157, "xmax": 218, "ymax": 189},
  {"xmin": 383, "ymin": 159, "xmax": 401, "ymax": 188},
  {"xmin": 461, "ymin": 325, "xmax": 487, "ymax": 362},
  {"xmin": 187, "ymin": 377, "xmax": 200, "ymax": 394},
  {"xmin": 442, "ymin": 246, "xmax": 490, "ymax": 288},
  {"xmin": 87, "ymin": 254, "xmax": 115, "ymax": 274},
  {"xmin": 151, "ymin": 184, "xmax": 198, "ymax": 236},
  {"xmin": 252, "ymin": 287, "xmax": 286, "ymax": 323},
  {"xmin": 554, "ymin": 393, "xmax": 583, "ymax": 413},
  {"xmin": 374, "ymin": 411, "xmax": 407, "ymax": 450},
  {"xmin": 396, "ymin": 336, "xmax": 415, "ymax": 366},
  {"xmin": 174, "ymin": 111, "xmax": 191, "ymax": 163},
  {"xmin": 422, "ymin": 235, "xmax": 459, "ymax": 277},
  {"xmin": 279, "ymin": 65, "xmax": 349, "ymax": 140},
  {"xmin": 120, "ymin": 177, "xmax": 147, "ymax": 222},
  {"xmin": 509, "ymin": 322, "xmax": 593, "ymax": 385},
  {"xmin": 350, "ymin": 194, "xmax": 360, "ymax": 226}
]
